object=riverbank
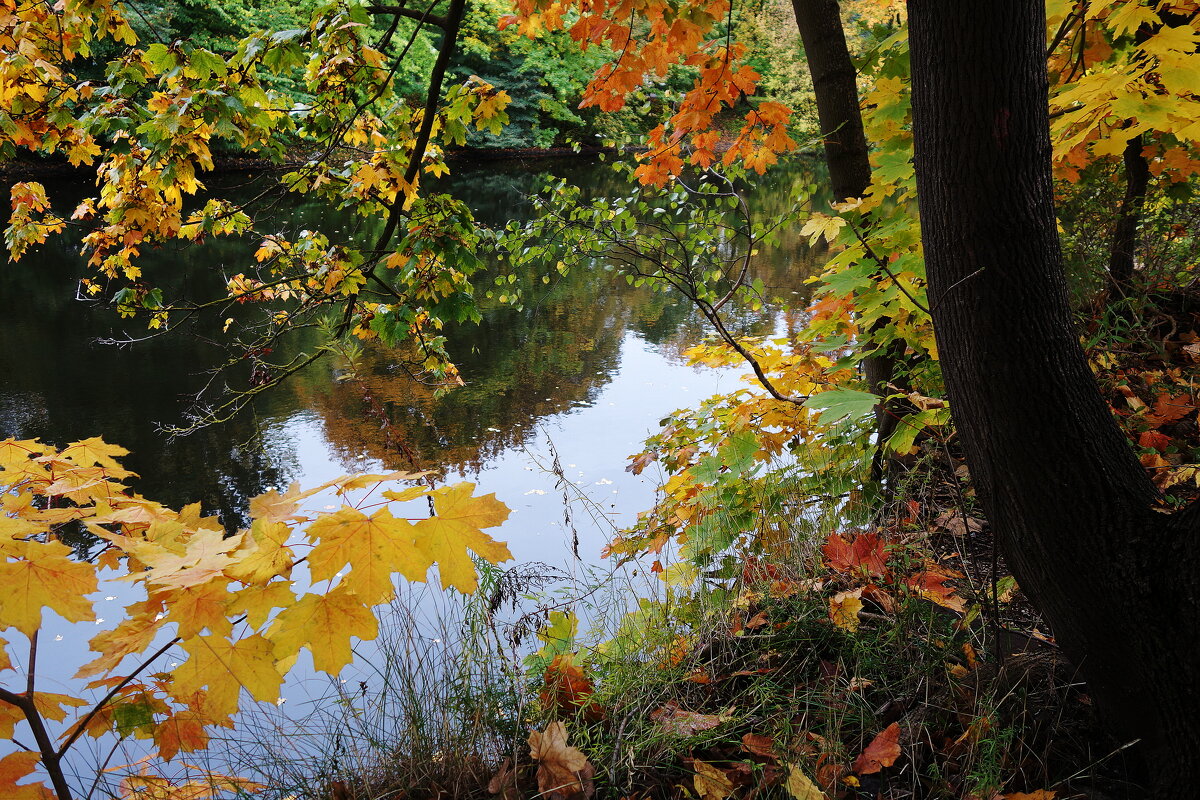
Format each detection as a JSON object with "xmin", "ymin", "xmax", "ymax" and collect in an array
[{"xmin": 0, "ymin": 144, "xmax": 629, "ymax": 183}]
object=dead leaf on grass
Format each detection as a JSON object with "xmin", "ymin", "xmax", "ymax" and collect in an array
[
  {"xmin": 829, "ymin": 588, "xmax": 864, "ymax": 633},
  {"xmin": 486, "ymin": 757, "xmax": 519, "ymax": 800},
  {"xmin": 784, "ymin": 765, "xmax": 827, "ymax": 800},
  {"xmin": 852, "ymin": 722, "xmax": 901, "ymax": 774},
  {"xmin": 741, "ymin": 732, "xmax": 775, "ymax": 757},
  {"xmin": 934, "ymin": 509, "xmax": 984, "ymax": 537},
  {"xmin": 823, "ymin": 531, "xmax": 888, "ymax": 577},
  {"xmin": 528, "ymin": 721, "xmax": 594, "ymax": 799},
  {"xmin": 693, "ymin": 760, "xmax": 734, "ymax": 800},
  {"xmin": 907, "ymin": 564, "xmax": 968, "ymax": 613},
  {"xmin": 649, "ymin": 700, "xmax": 724, "ymax": 736},
  {"xmin": 1146, "ymin": 392, "xmax": 1195, "ymax": 425},
  {"xmin": 1002, "ymin": 792, "xmax": 1056, "ymax": 800}
]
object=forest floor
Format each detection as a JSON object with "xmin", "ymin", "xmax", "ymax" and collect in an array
[{"xmin": 312, "ymin": 291, "xmax": 1200, "ymax": 800}]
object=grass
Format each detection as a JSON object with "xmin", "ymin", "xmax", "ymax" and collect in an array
[{"xmin": 205, "ymin": 388, "xmax": 1166, "ymax": 800}]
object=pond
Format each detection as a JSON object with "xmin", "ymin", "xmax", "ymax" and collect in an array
[{"xmin": 0, "ymin": 154, "xmax": 829, "ymax": 791}]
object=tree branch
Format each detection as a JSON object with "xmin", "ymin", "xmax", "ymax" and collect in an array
[{"xmin": 368, "ymin": 4, "xmax": 449, "ymax": 30}]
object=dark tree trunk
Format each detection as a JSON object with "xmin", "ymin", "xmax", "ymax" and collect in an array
[
  {"xmin": 791, "ymin": 0, "xmax": 903, "ymax": 474},
  {"xmin": 790, "ymin": 0, "xmax": 871, "ymax": 201},
  {"xmin": 1107, "ymin": 133, "xmax": 1150, "ymax": 296},
  {"xmin": 909, "ymin": 0, "xmax": 1200, "ymax": 788}
]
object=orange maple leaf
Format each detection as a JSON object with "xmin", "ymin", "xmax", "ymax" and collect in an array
[
  {"xmin": 852, "ymin": 722, "xmax": 901, "ymax": 774},
  {"xmin": 823, "ymin": 531, "xmax": 889, "ymax": 578}
]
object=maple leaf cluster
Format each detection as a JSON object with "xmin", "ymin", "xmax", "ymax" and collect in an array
[
  {"xmin": 503, "ymin": 0, "xmax": 797, "ymax": 185},
  {"xmin": 0, "ymin": 436, "xmax": 511, "ymax": 796}
]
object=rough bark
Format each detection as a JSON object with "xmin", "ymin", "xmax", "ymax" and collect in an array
[{"xmin": 909, "ymin": 0, "xmax": 1200, "ymax": 787}]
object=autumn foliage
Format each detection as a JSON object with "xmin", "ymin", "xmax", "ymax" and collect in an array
[{"xmin": 0, "ymin": 437, "xmax": 510, "ymax": 797}]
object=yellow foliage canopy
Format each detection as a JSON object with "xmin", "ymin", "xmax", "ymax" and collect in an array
[{"xmin": 0, "ymin": 436, "xmax": 511, "ymax": 795}]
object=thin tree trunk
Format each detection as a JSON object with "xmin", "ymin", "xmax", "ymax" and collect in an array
[
  {"xmin": 1107, "ymin": 132, "xmax": 1150, "ymax": 296},
  {"xmin": 790, "ymin": 0, "xmax": 871, "ymax": 202},
  {"xmin": 909, "ymin": 0, "xmax": 1200, "ymax": 788},
  {"xmin": 791, "ymin": 0, "xmax": 903, "ymax": 476}
]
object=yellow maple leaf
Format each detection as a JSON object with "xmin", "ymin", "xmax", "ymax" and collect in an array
[
  {"xmin": 799, "ymin": 213, "xmax": 847, "ymax": 245},
  {"xmin": 225, "ymin": 519, "xmax": 294, "ymax": 585},
  {"xmin": 829, "ymin": 588, "xmax": 864, "ymax": 633},
  {"xmin": 77, "ymin": 613, "xmax": 165, "ymax": 678},
  {"xmin": 121, "ymin": 528, "xmax": 243, "ymax": 588},
  {"xmin": 332, "ymin": 471, "xmax": 423, "ymax": 494},
  {"xmin": 228, "ymin": 582, "xmax": 296, "ymax": 630},
  {"xmin": 0, "ymin": 703, "xmax": 25, "ymax": 739},
  {"xmin": 164, "ymin": 579, "xmax": 233, "ymax": 639},
  {"xmin": 153, "ymin": 710, "xmax": 209, "ymax": 761},
  {"xmin": 0, "ymin": 540, "xmax": 96, "ymax": 635},
  {"xmin": 0, "ymin": 438, "xmax": 45, "ymax": 472},
  {"xmin": 32, "ymin": 691, "xmax": 88, "ymax": 722},
  {"xmin": 307, "ymin": 506, "xmax": 431, "ymax": 603},
  {"xmin": 172, "ymin": 633, "xmax": 283, "ymax": 718},
  {"xmin": 248, "ymin": 483, "xmax": 314, "ymax": 524},
  {"xmin": 416, "ymin": 483, "xmax": 512, "ymax": 592},
  {"xmin": 60, "ymin": 436, "xmax": 130, "ymax": 472},
  {"xmin": 380, "ymin": 485, "xmax": 431, "ymax": 503},
  {"xmin": 266, "ymin": 588, "xmax": 378, "ymax": 674}
]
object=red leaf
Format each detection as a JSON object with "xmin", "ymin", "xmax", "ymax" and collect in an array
[
  {"xmin": 540, "ymin": 655, "xmax": 603, "ymax": 720},
  {"xmin": 906, "ymin": 564, "xmax": 968, "ymax": 613},
  {"xmin": 852, "ymin": 722, "xmax": 901, "ymax": 774},
  {"xmin": 823, "ymin": 531, "xmax": 888, "ymax": 577},
  {"xmin": 741, "ymin": 732, "xmax": 775, "ymax": 758},
  {"xmin": 1138, "ymin": 430, "xmax": 1172, "ymax": 452}
]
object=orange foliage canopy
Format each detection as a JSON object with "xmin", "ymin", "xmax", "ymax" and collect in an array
[{"xmin": 502, "ymin": 0, "xmax": 796, "ymax": 184}]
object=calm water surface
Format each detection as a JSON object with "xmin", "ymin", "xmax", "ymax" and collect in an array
[{"xmin": 0, "ymin": 156, "xmax": 828, "ymax": 789}]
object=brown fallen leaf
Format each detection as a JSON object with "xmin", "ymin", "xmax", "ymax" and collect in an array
[
  {"xmin": 744, "ymin": 610, "xmax": 770, "ymax": 630},
  {"xmin": 693, "ymin": 760, "xmax": 735, "ymax": 800},
  {"xmin": 528, "ymin": 721, "xmax": 594, "ymax": 800},
  {"xmin": 741, "ymin": 732, "xmax": 775, "ymax": 758},
  {"xmin": 1002, "ymin": 792, "xmax": 1056, "ymax": 800},
  {"xmin": 934, "ymin": 509, "xmax": 984, "ymax": 537},
  {"xmin": 649, "ymin": 700, "xmax": 724, "ymax": 736},
  {"xmin": 486, "ymin": 757, "xmax": 520, "ymax": 800},
  {"xmin": 814, "ymin": 756, "xmax": 848, "ymax": 791},
  {"xmin": 1146, "ymin": 392, "xmax": 1195, "ymax": 425},
  {"xmin": 852, "ymin": 722, "xmax": 901, "ymax": 774}
]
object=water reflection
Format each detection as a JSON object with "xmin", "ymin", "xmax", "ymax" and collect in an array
[{"xmin": 0, "ymin": 155, "xmax": 828, "ymax": 524}]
